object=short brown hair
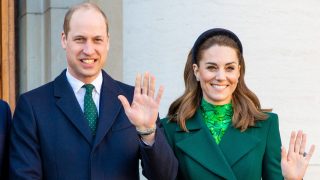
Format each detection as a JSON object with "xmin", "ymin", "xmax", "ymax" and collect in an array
[{"xmin": 63, "ymin": 2, "xmax": 109, "ymax": 37}]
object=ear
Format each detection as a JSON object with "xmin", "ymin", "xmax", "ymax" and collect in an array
[
  {"xmin": 193, "ymin": 64, "xmax": 200, "ymax": 81},
  {"xmin": 61, "ymin": 32, "xmax": 67, "ymax": 49},
  {"xmin": 106, "ymin": 34, "xmax": 110, "ymax": 51}
]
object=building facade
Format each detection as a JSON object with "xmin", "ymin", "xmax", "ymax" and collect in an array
[{"xmin": 1, "ymin": 0, "xmax": 319, "ymax": 178}]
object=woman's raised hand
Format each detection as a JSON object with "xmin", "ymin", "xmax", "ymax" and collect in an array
[{"xmin": 281, "ymin": 130, "xmax": 315, "ymax": 180}]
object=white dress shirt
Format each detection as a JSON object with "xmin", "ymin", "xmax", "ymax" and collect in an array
[{"xmin": 66, "ymin": 69, "xmax": 102, "ymax": 114}]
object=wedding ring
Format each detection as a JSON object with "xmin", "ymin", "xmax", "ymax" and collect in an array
[{"xmin": 303, "ymin": 152, "xmax": 307, "ymax": 157}]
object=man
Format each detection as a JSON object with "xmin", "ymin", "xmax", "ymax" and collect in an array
[
  {"xmin": 10, "ymin": 2, "xmax": 177, "ymax": 180},
  {"xmin": 0, "ymin": 99, "xmax": 11, "ymax": 179}
]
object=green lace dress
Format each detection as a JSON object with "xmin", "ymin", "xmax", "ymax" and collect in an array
[{"xmin": 200, "ymin": 99, "xmax": 233, "ymax": 144}]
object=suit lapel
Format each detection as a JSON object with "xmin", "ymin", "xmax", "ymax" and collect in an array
[
  {"xmin": 93, "ymin": 71, "xmax": 122, "ymax": 148},
  {"xmin": 175, "ymin": 110, "xmax": 236, "ymax": 180},
  {"xmin": 219, "ymin": 123, "xmax": 262, "ymax": 166},
  {"xmin": 54, "ymin": 70, "xmax": 93, "ymax": 144}
]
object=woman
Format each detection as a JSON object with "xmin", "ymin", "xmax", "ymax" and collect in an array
[
  {"xmin": 160, "ymin": 28, "xmax": 315, "ymax": 179},
  {"xmin": 118, "ymin": 28, "xmax": 315, "ymax": 179},
  {"xmin": 0, "ymin": 99, "xmax": 11, "ymax": 179}
]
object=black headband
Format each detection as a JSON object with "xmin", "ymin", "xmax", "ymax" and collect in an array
[{"xmin": 191, "ymin": 28, "xmax": 243, "ymax": 64}]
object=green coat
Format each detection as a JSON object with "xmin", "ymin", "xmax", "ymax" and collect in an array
[{"xmin": 161, "ymin": 110, "xmax": 283, "ymax": 180}]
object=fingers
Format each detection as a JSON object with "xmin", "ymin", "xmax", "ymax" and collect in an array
[
  {"xmin": 142, "ymin": 72, "xmax": 149, "ymax": 95},
  {"xmin": 149, "ymin": 75, "xmax": 156, "ymax": 98},
  {"xmin": 288, "ymin": 131, "xmax": 296, "ymax": 156},
  {"xmin": 133, "ymin": 72, "xmax": 163, "ymax": 104},
  {"xmin": 288, "ymin": 130, "xmax": 316, "ymax": 162},
  {"xmin": 294, "ymin": 130, "xmax": 303, "ymax": 153},
  {"xmin": 305, "ymin": 144, "xmax": 316, "ymax": 161},
  {"xmin": 155, "ymin": 85, "xmax": 164, "ymax": 104},
  {"xmin": 148, "ymin": 74, "xmax": 164, "ymax": 104},
  {"xmin": 135, "ymin": 72, "xmax": 160, "ymax": 95},
  {"xmin": 118, "ymin": 95, "xmax": 131, "ymax": 112},
  {"xmin": 135, "ymin": 72, "xmax": 151, "ymax": 96},
  {"xmin": 299, "ymin": 132, "xmax": 307, "ymax": 155},
  {"xmin": 134, "ymin": 73, "xmax": 142, "ymax": 96}
]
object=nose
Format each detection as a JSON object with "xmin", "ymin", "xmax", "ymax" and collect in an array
[
  {"xmin": 215, "ymin": 70, "xmax": 226, "ymax": 81},
  {"xmin": 82, "ymin": 42, "xmax": 95, "ymax": 55}
]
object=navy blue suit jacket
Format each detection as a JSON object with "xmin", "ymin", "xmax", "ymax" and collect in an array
[
  {"xmin": 0, "ymin": 100, "xmax": 11, "ymax": 179},
  {"xmin": 10, "ymin": 70, "xmax": 177, "ymax": 180}
]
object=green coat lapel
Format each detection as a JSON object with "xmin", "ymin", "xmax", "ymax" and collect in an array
[
  {"xmin": 175, "ymin": 110, "xmax": 237, "ymax": 180},
  {"xmin": 219, "ymin": 124, "xmax": 262, "ymax": 166}
]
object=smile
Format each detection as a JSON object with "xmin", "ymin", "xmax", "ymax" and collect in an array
[
  {"xmin": 80, "ymin": 59, "xmax": 96, "ymax": 64},
  {"xmin": 211, "ymin": 84, "xmax": 228, "ymax": 90}
]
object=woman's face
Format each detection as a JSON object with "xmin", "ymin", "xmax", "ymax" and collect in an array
[{"xmin": 193, "ymin": 45, "xmax": 240, "ymax": 105}]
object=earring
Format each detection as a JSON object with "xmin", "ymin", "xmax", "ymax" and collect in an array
[{"xmin": 196, "ymin": 77, "xmax": 200, "ymax": 81}]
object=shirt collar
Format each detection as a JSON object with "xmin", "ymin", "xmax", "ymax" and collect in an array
[
  {"xmin": 91, "ymin": 71, "xmax": 102, "ymax": 95},
  {"xmin": 66, "ymin": 68, "xmax": 102, "ymax": 95}
]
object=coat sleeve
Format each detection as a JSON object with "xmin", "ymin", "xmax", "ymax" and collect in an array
[
  {"xmin": 139, "ymin": 119, "xmax": 178, "ymax": 180},
  {"xmin": 0, "ymin": 100, "xmax": 11, "ymax": 179},
  {"xmin": 262, "ymin": 113, "xmax": 283, "ymax": 180},
  {"xmin": 10, "ymin": 95, "xmax": 43, "ymax": 179}
]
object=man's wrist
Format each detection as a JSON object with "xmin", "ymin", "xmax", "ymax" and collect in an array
[
  {"xmin": 140, "ymin": 131, "xmax": 156, "ymax": 146},
  {"xmin": 136, "ymin": 126, "xmax": 156, "ymax": 136}
]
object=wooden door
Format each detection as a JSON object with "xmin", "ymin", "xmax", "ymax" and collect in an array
[{"xmin": 0, "ymin": 0, "xmax": 15, "ymax": 109}]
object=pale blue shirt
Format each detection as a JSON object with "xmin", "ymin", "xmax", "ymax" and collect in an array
[{"xmin": 66, "ymin": 69, "xmax": 102, "ymax": 114}]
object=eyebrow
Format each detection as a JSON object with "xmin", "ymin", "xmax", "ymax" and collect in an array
[
  {"xmin": 205, "ymin": 61, "xmax": 238, "ymax": 66},
  {"xmin": 72, "ymin": 35, "xmax": 85, "ymax": 39},
  {"xmin": 72, "ymin": 35, "xmax": 105, "ymax": 39},
  {"xmin": 93, "ymin": 36, "xmax": 104, "ymax": 39}
]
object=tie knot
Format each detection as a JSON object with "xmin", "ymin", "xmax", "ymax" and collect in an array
[{"xmin": 83, "ymin": 84, "xmax": 95, "ymax": 94}]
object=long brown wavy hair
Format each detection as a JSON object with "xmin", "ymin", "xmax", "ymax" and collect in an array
[{"xmin": 167, "ymin": 35, "xmax": 270, "ymax": 131}]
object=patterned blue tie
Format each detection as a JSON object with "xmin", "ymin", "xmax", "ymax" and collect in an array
[{"xmin": 83, "ymin": 84, "xmax": 98, "ymax": 134}]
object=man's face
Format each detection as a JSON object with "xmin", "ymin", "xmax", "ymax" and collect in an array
[{"xmin": 61, "ymin": 8, "xmax": 109, "ymax": 83}]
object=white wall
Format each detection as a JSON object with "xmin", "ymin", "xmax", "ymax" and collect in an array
[{"xmin": 123, "ymin": 0, "xmax": 320, "ymax": 178}]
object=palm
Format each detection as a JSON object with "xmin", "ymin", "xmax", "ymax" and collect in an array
[
  {"xmin": 118, "ymin": 72, "xmax": 164, "ymax": 129},
  {"xmin": 126, "ymin": 91, "xmax": 160, "ymax": 128},
  {"xmin": 281, "ymin": 131, "xmax": 315, "ymax": 180},
  {"xmin": 281, "ymin": 153, "xmax": 308, "ymax": 179}
]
